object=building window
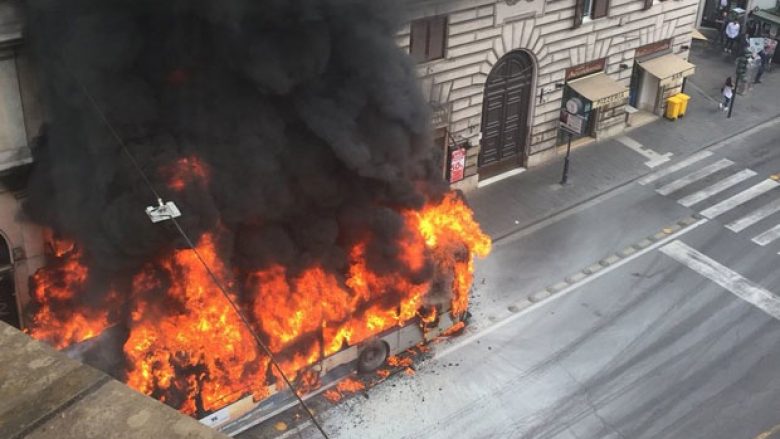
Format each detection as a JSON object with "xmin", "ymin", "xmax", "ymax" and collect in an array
[
  {"xmin": 582, "ymin": 0, "xmax": 593, "ymax": 17},
  {"xmin": 410, "ymin": 16, "xmax": 447, "ymax": 63},
  {"xmin": 591, "ymin": 0, "xmax": 610, "ymax": 19},
  {"xmin": 0, "ymin": 58, "xmax": 27, "ymax": 154},
  {"xmin": 574, "ymin": 0, "xmax": 610, "ymax": 27}
]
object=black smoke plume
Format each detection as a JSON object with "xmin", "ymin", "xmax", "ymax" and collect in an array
[{"xmin": 23, "ymin": 0, "xmax": 446, "ymax": 279}]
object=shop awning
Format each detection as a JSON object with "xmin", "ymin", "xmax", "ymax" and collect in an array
[
  {"xmin": 567, "ymin": 73, "xmax": 628, "ymax": 109},
  {"xmin": 691, "ymin": 28, "xmax": 708, "ymax": 41},
  {"xmin": 639, "ymin": 54, "xmax": 695, "ymax": 86},
  {"xmin": 753, "ymin": 9, "xmax": 780, "ymax": 27}
]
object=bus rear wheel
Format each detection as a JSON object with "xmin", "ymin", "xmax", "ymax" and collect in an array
[{"xmin": 357, "ymin": 339, "xmax": 388, "ymax": 373}]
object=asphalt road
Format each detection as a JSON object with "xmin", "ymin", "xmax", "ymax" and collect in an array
[{"xmin": 260, "ymin": 120, "xmax": 780, "ymax": 439}]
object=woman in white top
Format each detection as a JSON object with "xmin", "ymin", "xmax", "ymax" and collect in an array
[
  {"xmin": 724, "ymin": 20, "xmax": 740, "ymax": 52},
  {"xmin": 720, "ymin": 77, "xmax": 734, "ymax": 111}
]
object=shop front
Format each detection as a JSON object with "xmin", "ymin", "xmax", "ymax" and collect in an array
[
  {"xmin": 558, "ymin": 59, "xmax": 629, "ymax": 144},
  {"xmin": 629, "ymin": 41, "xmax": 695, "ymax": 116}
]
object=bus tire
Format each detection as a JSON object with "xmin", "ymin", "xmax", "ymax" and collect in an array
[{"xmin": 357, "ymin": 339, "xmax": 388, "ymax": 373}]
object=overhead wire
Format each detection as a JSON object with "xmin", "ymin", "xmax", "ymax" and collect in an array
[{"xmin": 72, "ymin": 72, "xmax": 330, "ymax": 439}]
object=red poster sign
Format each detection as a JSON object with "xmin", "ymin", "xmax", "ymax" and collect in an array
[{"xmin": 449, "ymin": 148, "xmax": 466, "ymax": 183}]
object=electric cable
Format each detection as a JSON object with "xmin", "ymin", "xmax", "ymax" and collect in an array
[{"xmin": 72, "ymin": 73, "xmax": 330, "ymax": 439}]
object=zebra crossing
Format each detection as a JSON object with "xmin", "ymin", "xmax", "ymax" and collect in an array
[{"xmin": 640, "ymin": 152, "xmax": 780, "ymax": 250}]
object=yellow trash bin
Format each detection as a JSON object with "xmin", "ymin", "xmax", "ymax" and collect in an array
[
  {"xmin": 677, "ymin": 93, "xmax": 690, "ymax": 117},
  {"xmin": 665, "ymin": 96, "xmax": 682, "ymax": 120}
]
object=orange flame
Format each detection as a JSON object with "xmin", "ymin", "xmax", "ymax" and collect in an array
[
  {"xmin": 123, "ymin": 234, "xmax": 269, "ymax": 414},
  {"xmin": 323, "ymin": 377, "xmax": 365, "ymax": 403},
  {"xmin": 25, "ymin": 249, "xmax": 114, "ymax": 349},
  {"xmin": 165, "ymin": 156, "xmax": 209, "ymax": 192},
  {"xmin": 26, "ymin": 191, "xmax": 490, "ymax": 417}
]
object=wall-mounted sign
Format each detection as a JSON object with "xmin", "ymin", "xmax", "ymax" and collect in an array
[
  {"xmin": 449, "ymin": 148, "xmax": 466, "ymax": 183},
  {"xmin": 565, "ymin": 58, "xmax": 606, "ymax": 81},
  {"xmin": 559, "ymin": 111, "xmax": 587, "ymax": 135},
  {"xmin": 592, "ymin": 90, "xmax": 630, "ymax": 108},
  {"xmin": 565, "ymin": 97, "xmax": 584, "ymax": 114},
  {"xmin": 635, "ymin": 39, "xmax": 672, "ymax": 59}
]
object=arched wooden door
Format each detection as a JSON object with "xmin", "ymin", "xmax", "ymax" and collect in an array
[
  {"xmin": 0, "ymin": 233, "xmax": 19, "ymax": 328},
  {"xmin": 479, "ymin": 51, "xmax": 534, "ymax": 178}
]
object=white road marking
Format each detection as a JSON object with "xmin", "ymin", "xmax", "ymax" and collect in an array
[
  {"xmin": 752, "ymin": 224, "xmax": 780, "ymax": 246},
  {"xmin": 700, "ymin": 179, "xmax": 779, "ymax": 219},
  {"xmin": 660, "ymin": 240, "xmax": 780, "ymax": 320},
  {"xmin": 434, "ymin": 218, "xmax": 708, "ymax": 360},
  {"xmin": 678, "ymin": 169, "xmax": 758, "ymax": 207},
  {"xmin": 639, "ymin": 151, "xmax": 713, "ymax": 185},
  {"xmin": 617, "ymin": 136, "xmax": 673, "ymax": 168},
  {"xmin": 726, "ymin": 197, "xmax": 780, "ymax": 232},
  {"xmin": 656, "ymin": 158, "xmax": 734, "ymax": 196}
]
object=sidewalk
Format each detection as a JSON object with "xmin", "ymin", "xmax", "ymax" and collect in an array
[{"xmin": 467, "ymin": 40, "xmax": 780, "ymax": 241}]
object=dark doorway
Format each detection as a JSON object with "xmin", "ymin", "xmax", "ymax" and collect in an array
[
  {"xmin": 479, "ymin": 51, "xmax": 534, "ymax": 179},
  {"xmin": 0, "ymin": 234, "xmax": 20, "ymax": 328}
]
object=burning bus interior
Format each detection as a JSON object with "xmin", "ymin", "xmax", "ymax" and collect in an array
[{"xmin": 18, "ymin": 0, "xmax": 490, "ymax": 434}]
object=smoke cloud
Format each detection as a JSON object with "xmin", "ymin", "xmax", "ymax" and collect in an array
[{"xmin": 23, "ymin": 0, "xmax": 445, "ymax": 279}]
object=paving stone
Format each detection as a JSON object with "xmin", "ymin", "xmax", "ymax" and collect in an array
[
  {"xmin": 509, "ymin": 299, "xmax": 533, "ymax": 313},
  {"xmin": 677, "ymin": 217, "xmax": 690, "ymax": 226},
  {"xmin": 633, "ymin": 238, "xmax": 653, "ymax": 249},
  {"xmin": 652, "ymin": 231, "xmax": 667, "ymax": 241},
  {"xmin": 565, "ymin": 272, "xmax": 588, "ymax": 284},
  {"xmin": 529, "ymin": 290, "xmax": 551, "ymax": 303},
  {"xmin": 665, "ymin": 223, "xmax": 682, "ymax": 233},
  {"xmin": 621, "ymin": 246, "xmax": 637, "ymax": 257},
  {"xmin": 583, "ymin": 263, "xmax": 603, "ymax": 275},
  {"xmin": 599, "ymin": 254, "xmax": 621, "ymax": 266},
  {"xmin": 547, "ymin": 282, "xmax": 569, "ymax": 294}
]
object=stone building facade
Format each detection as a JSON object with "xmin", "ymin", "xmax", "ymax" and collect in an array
[
  {"xmin": 0, "ymin": 0, "xmax": 45, "ymax": 329},
  {"xmin": 401, "ymin": 0, "xmax": 699, "ymax": 190}
]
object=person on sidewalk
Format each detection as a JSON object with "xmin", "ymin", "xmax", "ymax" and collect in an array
[
  {"xmin": 719, "ymin": 77, "xmax": 734, "ymax": 111},
  {"xmin": 724, "ymin": 20, "xmax": 740, "ymax": 53},
  {"xmin": 717, "ymin": 11, "xmax": 730, "ymax": 45},
  {"xmin": 754, "ymin": 49, "xmax": 769, "ymax": 83}
]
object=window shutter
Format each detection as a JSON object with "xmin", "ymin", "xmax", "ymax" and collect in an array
[
  {"xmin": 410, "ymin": 19, "xmax": 427, "ymax": 62},
  {"xmin": 427, "ymin": 16, "xmax": 447, "ymax": 61},
  {"xmin": 573, "ymin": 0, "xmax": 585, "ymax": 28},
  {"xmin": 642, "ymin": 0, "xmax": 653, "ymax": 10},
  {"xmin": 592, "ymin": 0, "xmax": 609, "ymax": 19}
]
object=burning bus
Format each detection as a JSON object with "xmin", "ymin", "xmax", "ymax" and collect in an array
[
  {"xmin": 25, "ymin": 192, "xmax": 490, "ymax": 434},
  {"xmin": 19, "ymin": 0, "xmax": 491, "ymax": 434}
]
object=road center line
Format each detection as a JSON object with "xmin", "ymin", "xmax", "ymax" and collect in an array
[
  {"xmin": 434, "ymin": 218, "xmax": 708, "ymax": 360},
  {"xmin": 660, "ymin": 240, "xmax": 780, "ymax": 320}
]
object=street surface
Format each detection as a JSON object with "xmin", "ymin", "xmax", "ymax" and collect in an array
[{"xmin": 261, "ymin": 117, "xmax": 780, "ymax": 439}]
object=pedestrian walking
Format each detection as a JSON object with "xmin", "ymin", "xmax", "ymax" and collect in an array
[
  {"xmin": 754, "ymin": 49, "xmax": 769, "ymax": 83},
  {"xmin": 717, "ymin": 11, "xmax": 729, "ymax": 45},
  {"xmin": 724, "ymin": 19, "xmax": 740, "ymax": 53},
  {"xmin": 719, "ymin": 77, "xmax": 734, "ymax": 111}
]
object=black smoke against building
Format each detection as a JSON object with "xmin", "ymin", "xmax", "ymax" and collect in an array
[{"xmin": 23, "ymin": 0, "xmax": 447, "ymax": 283}]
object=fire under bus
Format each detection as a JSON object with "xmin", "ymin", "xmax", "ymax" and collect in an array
[{"xmin": 203, "ymin": 304, "xmax": 464, "ymax": 435}]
